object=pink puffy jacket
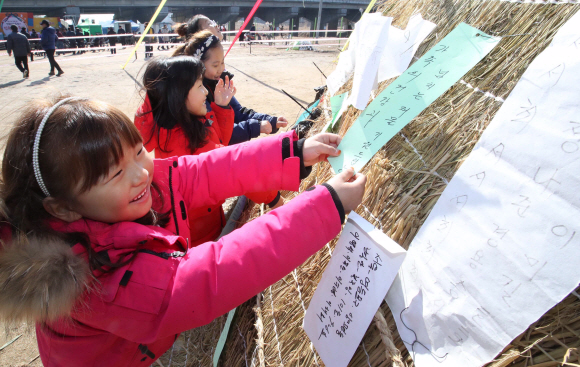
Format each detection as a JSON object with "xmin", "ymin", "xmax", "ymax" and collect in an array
[{"xmin": 33, "ymin": 131, "xmax": 342, "ymax": 366}]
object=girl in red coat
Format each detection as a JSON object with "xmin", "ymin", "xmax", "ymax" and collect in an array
[
  {"xmin": 136, "ymin": 55, "xmax": 282, "ymax": 247},
  {"xmin": 0, "ymin": 96, "xmax": 366, "ymax": 366}
]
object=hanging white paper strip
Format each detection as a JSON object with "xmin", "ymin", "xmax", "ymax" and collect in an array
[{"xmin": 386, "ymin": 12, "xmax": 580, "ymax": 367}]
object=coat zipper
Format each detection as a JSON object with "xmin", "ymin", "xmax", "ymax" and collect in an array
[
  {"xmin": 168, "ymin": 165, "xmax": 180, "ymax": 236},
  {"xmin": 138, "ymin": 249, "xmax": 185, "ymax": 260}
]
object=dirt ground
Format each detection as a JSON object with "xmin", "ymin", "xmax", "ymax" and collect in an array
[{"xmin": 0, "ymin": 43, "xmax": 338, "ymax": 367}]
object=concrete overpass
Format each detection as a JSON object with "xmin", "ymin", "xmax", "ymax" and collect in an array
[{"xmin": 3, "ymin": 0, "xmax": 369, "ymax": 32}]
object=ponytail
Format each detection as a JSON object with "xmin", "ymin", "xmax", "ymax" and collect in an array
[
  {"xmin": 172, "ymin": 30, "xmax": 221, "ymax": 62},
  {"xmin": 174, "ymin": 14, "xmax": 208, "ymax": 40}
]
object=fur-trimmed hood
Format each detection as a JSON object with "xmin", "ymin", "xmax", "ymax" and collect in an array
[
  {"xmin": 0, "ymin": 233, "xmax": 92, "ymax": 324},
  {"xmin": 0, "ymin": 158, "xmax": 186, "ymax": 325}
]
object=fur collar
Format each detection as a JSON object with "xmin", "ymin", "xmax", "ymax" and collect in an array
[{"xmin": 0, "ymin": 234, "xmax": 92, "ymax": 324}]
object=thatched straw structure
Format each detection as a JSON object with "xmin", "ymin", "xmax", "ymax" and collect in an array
[{"xmin": 163, "ymin": 0, "xmax": 580, "ymax": 366}]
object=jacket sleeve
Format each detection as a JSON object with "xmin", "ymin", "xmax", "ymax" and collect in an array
[
  {"xmin": 229, "ymin": 118, "xmax": 261, "ymax": 145},
  {"xmin": 231, "ymin": 96, "xmax": 279, "ymax": 136},
  {"xmin": 40, "ymin": 31, "xmax": 47, "ymax": 47},
  {"xmin": 210, "ymin": 102, "xmax": 234, "ymax": 146},
  {"xmin": 6, "ymin": 36, "xmax": 12, "ymax": 53},
  {"xmin": 74, "ymin": 184, "xmax": 342, "ymax": 344},
  {"xmin": 178, "ymin": 131, "xmax": 301, "ymax": 210}
]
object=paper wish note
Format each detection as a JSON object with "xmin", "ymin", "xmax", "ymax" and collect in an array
[
  {"xmin": 327, "ymin": 41, "xmax": 357, "ymax": 96},
  {"xmin": 330, "ymin": 92, "xmax": 348, "ymax": 121},
  {"xmin": 322, "ymin": 92, "xmax": 350, "ymax": 132},
  {"xmin": 348, "ymin": 13, "xmax": 392, "ymax": 110},
  {"xmin": 328, "ymin": 23, "xmax": 500, "ymax": 174},
  {"xmin": 303, "ymin": 213, "xmax": 406, "ymax": 367},
  {"xmin": 378, "ymin": 14, "xmax": 436, "ymax": 82},
  {"xmin": 386, "ymin": 11, "xmax": 580, "ymax": 367}
]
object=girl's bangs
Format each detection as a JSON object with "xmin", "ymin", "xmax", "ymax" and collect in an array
[{"xmin": 50, "ymin": 101, "xmax": 143, "ymax": 194}]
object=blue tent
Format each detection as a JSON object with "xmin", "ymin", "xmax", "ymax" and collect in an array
[
  {"xmin": 99, "ymin": 20, "xmax": 115, "ymax": 33},
  {"xmin": 129, "ymin": 20, "xmax": 140, "ymax": 32}
]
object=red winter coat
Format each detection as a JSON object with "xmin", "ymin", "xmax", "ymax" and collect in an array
[
  {"xmin": 0, "ymin": 132, "xmax": 342, "ymax": 367},
  {"xmin": 135, "ymin": 95, "xmax": 279, "ymax": 247}
]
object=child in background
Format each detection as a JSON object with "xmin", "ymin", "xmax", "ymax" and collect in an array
[
  {"xmin": 0, "ymin": 96, "xmax": 366, "ymax": 367},
  {"xmin": 176, "ymin": 18, "xmax": 289, "ymax": 142},
  {"xmin": 135, "ymin": 56, "xmax": 282, "ymax": 247},
  {"xmin": 175, "ymin": 14, "xmax": 222, "ymax": 40},
  {"xmin": 173, "ymin": 30, "xmax": 288, "ymax": 144}
]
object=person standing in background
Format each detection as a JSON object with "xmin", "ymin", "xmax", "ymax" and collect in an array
[
  {"xmin": 221, "ymin": 25, "xmax": 227, "ymax": 41},
  {"xmin": 7, "ymin": 24, "xmax": 31, "ymax": 78},
  {"xmin": 40, "ymin": 20, "xmax": 64, "ymax": 76},
  {"xmin": 144, "ymin": 22, "xmax": 154, "ymax": 58},
  {"xmin": 20, "ymin": 27, "xmax": 30, "ymax": 39},
  {"xmin": 75, "ymin": 28, "xmax": 85, "ymax": 53},
  {"xmin": 117, "ymin": 26, "xmax": 126, "ymax": 45},
  {"xmin": 107, "ymin": 28, "xmax": 117, "ymax": 54},
  {"xmin": 29, "ymin": 29, "xmax": 39, "ymax": 58},
  {"xmin": 157, "ymin": 24, "xmax": 168, "ymax": 51},
  {"xmin": 66, "ymin": 26, "xmax": 77, "ymax": 55},
  {"xmin": 20, "ymin": 27, "xmax": 33, "ymax": 61},
  {"xmin": 55, "ymin": 28, "xmax": 65, "ymax": 54}
]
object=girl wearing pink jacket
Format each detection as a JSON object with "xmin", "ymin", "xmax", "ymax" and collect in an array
[{"xmin": 0, "ymin": 96, "xmax": 366, "ymax": 366}]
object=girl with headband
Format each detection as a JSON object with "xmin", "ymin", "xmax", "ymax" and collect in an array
[
  {"xmin": 175, "ymin": 28, "xmax": 289, "ymax": 143},
  {"xmin": 0, "ymin": 96, "xmax": 366, "ymax": 366}
]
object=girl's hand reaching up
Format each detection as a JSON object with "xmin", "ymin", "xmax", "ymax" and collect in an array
[
  {"xmin": 302, "ymin": 133, "xmax": 342, "ymax": 167},
  {"xmin": 326, "ymin": 167, "xmax": 367, "ymax": 213},
  {"xmin": 214, "ymin": 75, "xmax": 236, "ymax": 107}
]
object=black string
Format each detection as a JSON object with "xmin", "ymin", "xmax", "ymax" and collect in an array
[
  {"xmin": 281, "ymin": 89, "xmax": 315, "ymax": 117},
  {"xmin": 399, "ymin": 307, "xmax": 449, "ymax": 363},
  {"xmin": 313, "ymin": 62, "xmax": 327, "ymax": 79}
]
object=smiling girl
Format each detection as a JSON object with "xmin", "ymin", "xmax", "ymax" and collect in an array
[{"xmin": 0, "ymin": 96, "xmax": 366, "ymax": 366}]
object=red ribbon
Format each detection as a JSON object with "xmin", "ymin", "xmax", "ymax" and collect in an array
[{"xmin": 225, "ymin": 0, "xmax": 264, "ymax": 57}]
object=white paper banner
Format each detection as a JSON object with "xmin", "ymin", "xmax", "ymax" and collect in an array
[
  {"xmin": 304, "ymin": 213, "xmax": 406, "ymax": 367},
  {"xmin": 378, "ymin": 14, "xmax": 436, "ymax": 83},
  {"xmin": 386, "ymin": 12, "xmax": 580, "ymax": 367},
  {"xmin": 326, "ymin": 13, "xmax": 435, "ymax": 108},
  {"xmin": 348, "ymin": 13, "xmax": 392, "ymax": 110}
]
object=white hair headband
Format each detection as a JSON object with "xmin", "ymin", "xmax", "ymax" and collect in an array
[{"xmin": 32, "ymin": 97, "xmax": 83, "ymax": 197}]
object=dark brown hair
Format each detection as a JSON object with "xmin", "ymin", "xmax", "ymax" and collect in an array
[
  {"xmin": 172, "ymin": 30, "xmax": 222, "ymax": 62},
  {"xmin": 141, "ymin": 56, "xmax": 209, "ymax": 153},
  {"xmin": 176, "ymin": 14, "xmax": 209, "ymax": 39},
  {"xmin": 0, "ymin": 96, "xmax": 168, "ymax": 272}
]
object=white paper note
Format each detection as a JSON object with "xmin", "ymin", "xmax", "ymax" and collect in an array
[
  {"xmin": 327, "ymin": 14, "xmax": 435, "ymax": 104},
  {"xmin": 348, "ymin": 13, "xmax": 392, "ymax": 110},
  {"xmin": 386, "ymin": 12, "xmax": 580, "ymax": 367},
  {"xmin": 304, "ymin": 213, "xmax": 406, "ymax": 367},
  {"xmin": 378, "ymin": 14, "xmax": 436, "ymax": 83},
  {"xmin": 327, "ymin": 43, "xmax": 357, "ymax": 96}
]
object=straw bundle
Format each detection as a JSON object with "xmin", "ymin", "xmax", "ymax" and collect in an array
[
  {"xmin": 162, "ymin": 1, "xmax": 580, "ymax": 366},
  {"xmin": 227, "ymin": 1, "xmax": 580, "ymax": 367}
]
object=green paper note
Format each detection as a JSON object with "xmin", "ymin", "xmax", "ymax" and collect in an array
[
  {"xmin": 328, "ymin": 23, "xmax": 500, "ymax": 173},
  {"xmin": 330, "ymin": 92, "xmax": 348, "ymax": 122},
  {"xmin": 322, "ymin": 92, "xmax": 349, "ymax": 132},
  {"xmin": 296, "ymin": 99, "xmax": 320, "ymax": 124}
]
